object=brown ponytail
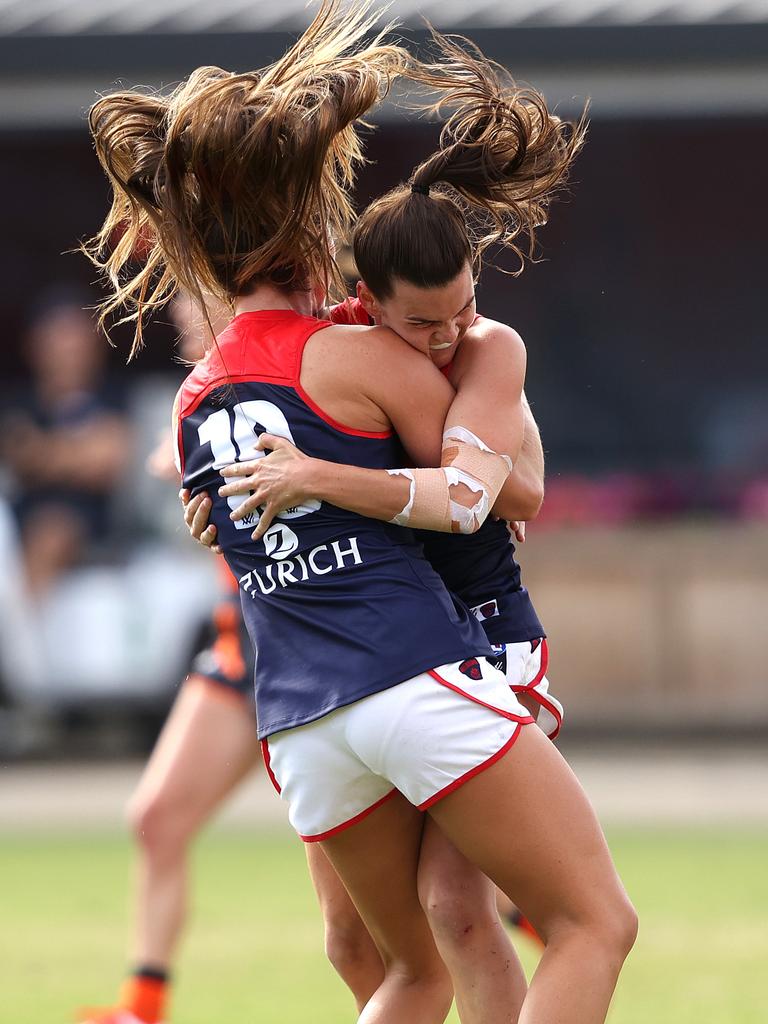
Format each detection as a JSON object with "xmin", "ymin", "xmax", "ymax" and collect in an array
[
  {"xmin": 353, "ymin": 29, "xmax": 588, "ymax": 299},
  {"xmin": 84, "ymin": 1, "xmax": 406, "ymax": 356}
]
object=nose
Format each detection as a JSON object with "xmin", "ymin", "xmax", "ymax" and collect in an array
[{"xmin": 432, "ymin": 321, "xmax": 460, "ymax": 347}]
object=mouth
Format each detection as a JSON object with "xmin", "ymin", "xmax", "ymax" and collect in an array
[{"xmin": 429, "ymin": 340, "xmax": 454, "ymax": 351}]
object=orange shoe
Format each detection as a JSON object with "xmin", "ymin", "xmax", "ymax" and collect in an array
[
  {"xmin": 76, "ymin": 1010, "xmax": 164, "ymax": 1024},
  {"xmin": 507, "ymin": 907, "xmax": 544, "ymax": 947},
  {"xmin": 76, "ymin": 976, "xmax": 167, "ymax": 1024}
]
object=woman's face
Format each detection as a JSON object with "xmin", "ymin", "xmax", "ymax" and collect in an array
[{"xmin": 359, "ymin": 263, "xmax": 476, "ymax": 369}]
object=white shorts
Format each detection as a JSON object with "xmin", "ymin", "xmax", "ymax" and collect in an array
[
  {"xmin": 501, "ymin": 638, "xmax": 563, "ymax": 740},
  {"xmin": 261, "ymin": 658, "xmax": 534, "ymax": 842}
]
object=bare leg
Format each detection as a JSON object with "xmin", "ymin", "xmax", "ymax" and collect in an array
[
  {"xmin": 418, "ymin": 819, "xmax": 527, "ymax": 1024},
  {"xmin": 427, "ymin": 725, "xmax": 637, "ymax": 1024},
  {"xmin": 321, "ymin": 794, "xmax": 453, "ymax": 1024},
  {"xmin": 305, "ymin": 843, "xmax": 384, "ymax": 1012},
  {"xmin": 127, "ymin": 677, "xmax": 261, "ymax": 967}
]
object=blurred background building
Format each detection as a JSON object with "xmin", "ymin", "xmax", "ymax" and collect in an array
[{"xmin": 0, "ymin": 0, "xmax": 766, "ymax": 751}]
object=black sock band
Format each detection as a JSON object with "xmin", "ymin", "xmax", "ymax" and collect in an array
[{"xmin": 133, "ymin": 966, "xmax": 170, "ymax": 985}]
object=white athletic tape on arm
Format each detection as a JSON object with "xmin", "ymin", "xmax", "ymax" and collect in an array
[{"xmin": 387, "ymin": 426, "xmax": 513, "ymax": 534}]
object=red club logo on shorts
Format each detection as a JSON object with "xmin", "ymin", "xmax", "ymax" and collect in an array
[{"xmin": 459, "ymin": 658, "xmax": 483, "ymax": 681}]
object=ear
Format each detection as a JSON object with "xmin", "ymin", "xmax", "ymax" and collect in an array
[{"xmin": 356, "ymin": 279, "xmax": 380, "ymax": 320}]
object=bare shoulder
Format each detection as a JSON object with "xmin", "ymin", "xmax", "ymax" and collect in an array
[
  {"xmin": 306, "ymin": 321, "xmax": 408, "ymax": 361},
  {"xmin": 300, "ymin": 322, "xmax": 430, "ymax": 432},
  {"xmin": 304, "ymin": 322, "xmax": 430, "ymax": 387},
  {"xmin": 453, "ymin": 317, "xmax": 527, "ymax": 383}
]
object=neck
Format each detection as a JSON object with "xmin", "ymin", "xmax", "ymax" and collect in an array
[{"xmin": 234, "ymin": 283, "xmax": 317, "ymax": 318}]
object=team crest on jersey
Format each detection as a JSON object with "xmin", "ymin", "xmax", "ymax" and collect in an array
[
  {"xmin": 471, "ymin": 599, "xmax": 499, "ymax": 622},
  {"xmin": 459, "ymin": 658, "xmax": 483, "ymax": 681}
]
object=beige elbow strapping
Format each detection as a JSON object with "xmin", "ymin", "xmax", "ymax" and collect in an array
[{"xmin": 387, "ymin": 426, "xmax": 513, "ymax": 534}]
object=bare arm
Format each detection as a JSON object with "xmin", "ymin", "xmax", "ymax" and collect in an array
[
  {"xmin": 492, "ymin": 393, "xmax": 545, "ymax": 523},
  {"xmin": 218, "ymin": 322, "xmax": 526, "ymax": 538}
]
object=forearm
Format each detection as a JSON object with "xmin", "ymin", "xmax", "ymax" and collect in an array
[
  {"xmin": 300, "ymin": 427, "xmax": 511, "ymax": 535},
  {"xmin": 308, "ymin": 459, "xmax": 411, "ymax": 523},
  {"xmin": 491, "ymin": 399, "xmax": 545, "ymax": 521}
]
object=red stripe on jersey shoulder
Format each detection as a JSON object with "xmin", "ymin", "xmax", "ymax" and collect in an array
[
  {"xmin": 293, "ymin": 380, "xmax": 392, "ymax": 438},
  {"xmin": 177, "ymin": 311, "xmax": 332, "ymax": 418},
  {"xmin": 177, "ymin": 308, "xmax": 391, "ymax": 438}
]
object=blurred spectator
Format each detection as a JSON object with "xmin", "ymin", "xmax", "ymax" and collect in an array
[
  {"xmin": 145, "ymin": 290, "xmax": 232, "ymax": 483},
  {"xmin": 0, "ymin": 287, "xmax": 131, "ymax": 594}
]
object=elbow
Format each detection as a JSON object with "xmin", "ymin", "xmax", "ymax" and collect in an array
[{"xmin": 520, "ymin": 481, "xmax": 545, "ymax": 522}]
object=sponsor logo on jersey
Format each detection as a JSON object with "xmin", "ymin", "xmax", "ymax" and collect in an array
[
  {"xmin": 239, "ymin": 537, "xmax": 363, "ymax": 596},
  {"xmin": 263, "ymin": 524, "xmax": 300, "ymax": 560},
  {"xmin": 459, "ymin": 657, "xmax": 483, "ymax": 682}
]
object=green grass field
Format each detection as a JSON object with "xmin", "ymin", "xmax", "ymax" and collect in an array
[{"xmin": 1, "ymin": 827, "xmax": 766, "ymax": 1023}]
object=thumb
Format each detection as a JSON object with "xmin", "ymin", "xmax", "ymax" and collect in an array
[{"xmin": 255, "ymin": 432, "xmax": 285, "ymax": 452}]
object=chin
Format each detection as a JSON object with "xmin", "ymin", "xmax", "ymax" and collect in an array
[{"xmin": 430, "ymin": 349, "xmax": 454, "ymax": 369}]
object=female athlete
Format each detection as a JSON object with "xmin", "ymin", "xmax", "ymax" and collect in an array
[
  {"xmin": 182, "ymin": 35, "xmax": 571, "ymax": 1024},
  {"xmin": 85, "ymin": 5, "xmax": 636, "ymax": 1023}
]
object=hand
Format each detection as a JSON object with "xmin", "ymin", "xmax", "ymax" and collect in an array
[
  {"xmin": 180, "ymin": 488, "xmax": 221, "ymax": 552},
  {"xmin": 509, "ymin": 521, "xmax": 526, "ymax": 543},
  {"xmin": 147, "ymin": 433, "xmax": 180, "ymax": 482},
  {"xmin": 219, "ymin": 433, "xmax": 318, "ymax": 541}
]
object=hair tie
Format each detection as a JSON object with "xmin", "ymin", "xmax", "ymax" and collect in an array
[{"xmin": 411, "ymin": 182, "xmax": 430, "ymax": 196}]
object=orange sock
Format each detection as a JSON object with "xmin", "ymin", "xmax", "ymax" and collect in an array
[{"xmin": 117, "ymin": 975, "xmax": 168, "ymax": 1023}]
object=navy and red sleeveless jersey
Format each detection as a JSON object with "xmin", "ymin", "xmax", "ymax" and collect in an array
[
  {"xmin": 329, "ymin": 298, "xmax": 545, "ymax": 645},
  {"xmin": 176, "ymin": 309, "xmax": 492, "ymax": 739}
]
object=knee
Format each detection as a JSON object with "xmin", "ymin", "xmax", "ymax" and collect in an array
[
  {"xmin": 387, "ymin": 958, "xmax": 453, "ymax": 1019},
  {"xmin": 127, "ymin": 792, "xmax": 188, "ymax": 859},
  {"xmin": 419, "ymin": 875, "xmax": 491, "ymax": 952},
  {"xmin": 554, "ymin": 891, "xmax": 638, "ymax": 968},
  {"xmin": 603, "ymin": 893, "xmax": 639, "ymax": 961},
  {"xmin": 324, "ymin": 908, "xmax": 380, "ymax": 983}
]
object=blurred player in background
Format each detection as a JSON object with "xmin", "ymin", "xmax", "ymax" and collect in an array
[
  {"xmin": 75, "ymin": 294, "xmax": 266, "ymax": 1024},
  {"xmin": 0, "ymin": 288, "xmax": 131, "ymax": 595}
]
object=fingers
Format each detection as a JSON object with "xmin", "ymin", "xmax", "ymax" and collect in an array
[
  {"xmin": 201, "ymin": 524, "xmax": 219, "ymax": 548},
  {"xmin": 229, "ymin": 493, "xmax": 264, "ymax": 522},
  {"xmin": 251, "ymin": 503, "xmax": 277, "ymax": 540},
  {"xmin": 220, "ymin": 459, "xmax": 261, "ymax": 479},
  {"xmin": 256, "ymin": 432, "xmax": 287, "ymax": 452},
  {"xmin": 190, "ymin": 496, "xmax": 214, "ymax": 541},
  {"xmin": 219, "ymin": 475, "xmax": 257, "ymax": 498},
  {"xmin": 183, "ymin": 491, "xmax": 206, "ymax": 528},
  {"xmin": 181, "ymin": 492, "xmax": 219, "ymax": 549}
]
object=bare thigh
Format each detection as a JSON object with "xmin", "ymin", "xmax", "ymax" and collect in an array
[
  {"xmin": 129, "ymin": 677, "xmax": 261, "ymax": 833},
  {"xmin": 306, "ymin": 841, "xmax": 366, "ymax": 928},
  {"xmin": 426, "ymin": 725, "xmax": 632, "ymax": 941},
  {"xmin": 320, "ymin": 792, "xmax": 442, "ymax": 975},
  {"xmin": 418, "ymin": 815, "xmax": 500, "ymax": 922}
]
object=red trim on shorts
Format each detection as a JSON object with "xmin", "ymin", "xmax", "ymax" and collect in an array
[
  {"xmin": 418, "ymin": 724, "xmax": 526, "ymax": 811},
  {"xmin": 260, "ymin": 738, "xmax": 282, "ymax": 794},
  {"xmin": 299, "ymin": 788, "xmax": 399, "ymax": 844},
  {"xmin": 527, "ymin": 638, "xmax": 549, "ymax": 690},
  {"xmin": 428, "ymin": 670, "xmax": 534, "ymax": 725},
  {"xmin": 511, "ymin": 685, "xmax": 562, "ymax": 741},
  {"xmin": 186, "ymin": 673, "xmax": 249, "ymax": 709},
  {"xmin": 509, "ymin": 640, "xmax": 560, "ymax": 740}
]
